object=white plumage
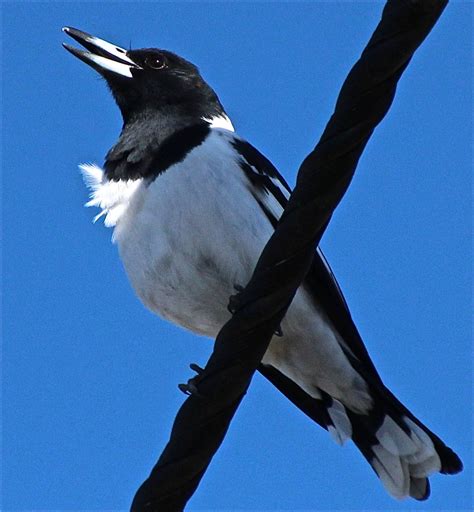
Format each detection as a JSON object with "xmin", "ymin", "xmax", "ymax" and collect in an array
[
  {"xmin": 64, "ymin": 25, "xmax": 461, "ymax": 502},
  {"xmin": 82, "ymin": 127, "xmax": 369, "ymax": 407},
  {"xmin": 80, "ymin": 124, "xmax": 444, "ymax": 500}
]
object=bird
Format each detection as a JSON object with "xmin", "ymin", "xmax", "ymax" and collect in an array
[{"xmin": 62, "ymin": 26, "xmax": 462, "ymax": 501}]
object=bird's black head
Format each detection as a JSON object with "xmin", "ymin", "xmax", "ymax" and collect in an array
[{"xmin": 62, "ymin": 27, "xmax": 225, "ymax": 125}]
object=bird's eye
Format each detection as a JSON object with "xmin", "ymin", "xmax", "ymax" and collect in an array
[{"xmin": 145, "ymin": 55, "xmax": 166, "ymax": 70}]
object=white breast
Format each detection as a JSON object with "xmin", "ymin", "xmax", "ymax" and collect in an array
[
  {"xmin": 81, "ymin": 128, "xmax": 369, "ymax": 411},
  {"xmin": 112, "ymin": 129, "xmax": 274, "ymax": 334}
]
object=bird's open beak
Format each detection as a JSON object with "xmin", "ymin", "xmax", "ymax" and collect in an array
[{"xmin": 62, "ymin": 27, "xmax": 141, "ymax": 78}]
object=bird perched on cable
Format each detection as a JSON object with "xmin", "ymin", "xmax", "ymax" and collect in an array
[{"xmin": 63, "ymin": 27, "xmax": 462, "ymax": 501}]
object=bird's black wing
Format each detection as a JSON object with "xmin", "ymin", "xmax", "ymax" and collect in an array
[
  {"xmin": 232, "ymin": 136, "xmax": 462, "ymax": 480},
  {"xmin": 231, "ymin": 136, "xmax": 383, "ymax": 384}
]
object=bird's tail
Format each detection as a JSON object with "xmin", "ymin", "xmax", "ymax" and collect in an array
[
  {"xmin": 345, "ymin": 384, "xmax": 462, "ymax": 500},
  {"xmin": 259, "ymin": 365, "xmax": 462, "ymax": 500}
]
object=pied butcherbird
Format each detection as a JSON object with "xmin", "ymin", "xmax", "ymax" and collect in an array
[{"xmin": 63, "ymin": 27, "xmax": 462, "ymax": 501}]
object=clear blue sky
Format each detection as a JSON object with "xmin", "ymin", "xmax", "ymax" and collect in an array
[{"xmin": 2, "ymin": 2, "xmax": 472, "ymax": 510}]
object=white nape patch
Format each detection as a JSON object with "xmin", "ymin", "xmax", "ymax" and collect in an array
[
  {"xmin": 202, "ymin": 114, "xmax": 235, "ymax": 132},
  {"xmin": 80, "ymin": 163, "xmax": 142, "ymax": 230},
  {"xmin": 327, "ymin": 399, "xmax": 352, "ymax": 445},
  {"xmin": 372, "ymin": 443, "xmax": 410, "ymax": 499}
]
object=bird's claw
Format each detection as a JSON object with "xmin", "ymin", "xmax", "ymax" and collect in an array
[
  {"xmin": 228, "ymin": 283, "xmax": 245, "ymax": 314},
  {"xmin": 178, "ymin": 380, "xmax": 203, "ymax": 397},
  {"xmin": 190, "ymin": 363, "xmax": 205, "ymax": 374},
  {"xmin": 228, "ymin": 282, "xmax": 280, "ymax": 332},
  {"xmin": 227, "ymin": 296, "xmax": 239, "ymax": 315},
  {"xmin": 178, "ymin": 363, "xmax": 206, "ymax": 397}
]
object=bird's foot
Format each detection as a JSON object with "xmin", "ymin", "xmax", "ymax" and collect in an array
[
  {"xmin": 178, "ymin": 363, "xmax": 206, "ymax": 398},
  {"xmin": 227, "ymin": 283, "xmax": 283, "ymax": 336},
  {"xmin": 189, "ymin": 363, "xmax": 204, "ymax": 375},
  {"xmin": 274, "ymin": 325, "xmax": 283, "ymax": 337},
  {"xmin": 227, "ymin": 283, "xmax": 245, "ymax": 314}
]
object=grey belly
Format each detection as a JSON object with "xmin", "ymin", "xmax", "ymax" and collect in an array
[{"xmin": 113, "ymin": 159, "xmax": 369, "ymax": 410}]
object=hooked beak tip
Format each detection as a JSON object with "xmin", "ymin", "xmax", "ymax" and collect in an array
[{"xmin": 62, "ymin": 26, "xmax": 140, "ymax": 79}]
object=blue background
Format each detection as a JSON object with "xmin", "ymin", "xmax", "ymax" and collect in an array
[{"xmin": 2, "ymin": 2, "xmax": 472, "ymax": 510}]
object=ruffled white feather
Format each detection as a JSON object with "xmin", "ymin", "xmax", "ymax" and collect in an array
[{"xmin": 80, "ymin": 163, "xmax": 142, "ymax": 229}]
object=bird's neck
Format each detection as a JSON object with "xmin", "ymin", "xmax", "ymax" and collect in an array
[
  {"xmin": 103, "ymin": 105, "xmax": 230, "ymax": 181},
  {"xmin": 122, "ymin": 105, "xmax": 205, "ymax": 150}
]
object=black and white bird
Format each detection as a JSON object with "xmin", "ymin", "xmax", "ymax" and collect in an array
[{"xmin": 63, "ymin": 27, "xmax": 462, "ymax": 501}]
